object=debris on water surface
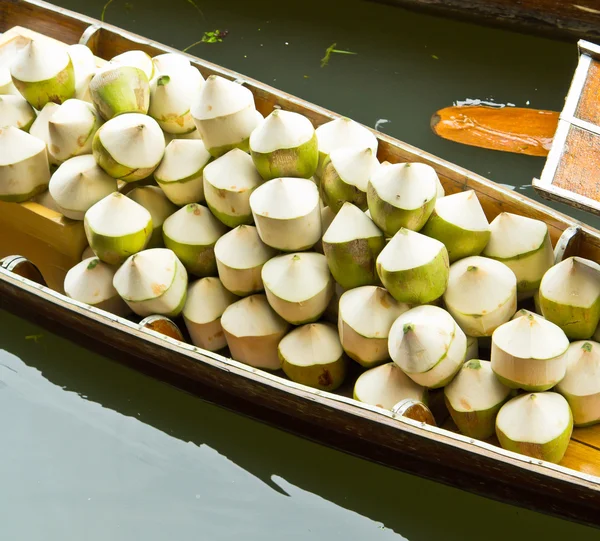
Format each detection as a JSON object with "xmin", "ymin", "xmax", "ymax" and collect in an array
[
  {"xmin": 375, "ymin": 118, "xmax": 391, "ymax": 131},
  {"xmin": 25, "ymin": 334, "xmax": 44, "ymax": 342},
  {"xmin": 321, "ymin": 43, "xmax": 357, "ymax": 68},
  {"xmin": 183, "ymin": 30, "xmax": 229, "ymax": 52}
]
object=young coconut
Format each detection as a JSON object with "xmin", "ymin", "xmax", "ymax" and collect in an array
[
  {"xmin": 48, "ymin": 155, "xmax": 117, "ymax": 220},
  {"xmin": 111, "ymin": 50, "xmax": 154, "ymax": 81},
  {"xmin": 539, "ymin": 256, "xmax": 600, "ymax": 339},
  {"xmin": 262, "ymin": 252, "xmax": 334, "ymax": 324},
  {"xmin": 221, "ymin": 294, "xmax": 290, "ymax": 370},
  {"xmin": 556, "ymin": 341, "xmax": 600, "ymax": 426},
  {"xmin": 127, "ymin": 186, "xmax": 177, "ymax": 247},
  {"xmin": 152, "ymin": 53, "xmax": 191, "ymax": 73},
  {"xmin": 466, "ymin": 336, "xmax": 479, "ymax": 361},
  {"xmin": 320, "ymin": 147, "xmax": 380, "ymax": 213},
  {"xmin": 113, "ymin": 248, "xmax": 188, "ymax": 317},
  {"xmin": 0, "ymin": 94, "xmax": 35, "ymax": 131},
  {"xmin": 93, "ymin": 113, "xmax": 165, "ymax": 182},
  {"xmin": 278, "ymin": 323, "xmax": 347, "ymax": 391},
  {"xmin": 444, "ymin": 256, "xmax": 517, "ymax": 337},
  {"xmin": 203, "ymin": 148, "xmax": 264, "ymax": 227},
  {"xmin": 162, "ymin": 203, "xmax": 228, "ymax": 276},
  {"xmin": 67, "ymin": 44, "xmax": 96, "ymax": 103},
  {"xmin": 250, "ymin": 177, "xmax": 322, "ymax": 251},
  {"xmin": 495, "ymin": 392, "xmax": 573, "ymax": 464},
  {"xmin": 376, "ymin": 228, "xmax": 449, "ymax": 304},
  {"xmin": 388, "ymin": 305, "xmax": 467, "ymax": 388},
  {"xmin": 89, "ymin": 65, "xmax": 150, "ymax": 120},
  {"xmin": 367, "ymin": 162, "xmax": 438, "ymax": 236},
  {"xmin": 182, "ymin": 277, "xmax": 238, "ymax": 351},
  {"xmin": 10, "ymin": 39, "xmax": 75, "ymax": 109},
  {"xmin": 64, "ymin": 257, "xmax": 129, "ymax": 316},
  {"xmin": 420, "ymin": 190, "xmax": 490, "ymax": 263},
  {"xmin": 191, "ymin": 75, "xmax": 260, "ymax": 157},
  {"xmin": 444, "ymin": 359, "xmax": 513, "ymax": 439},
  {"xmin": 354, "ymin": 362, "xmax": 426, "ymax": 410},
  {"xmin": 491, "ymin": 313, "xmax": 569, "ymax": 391},
  {"xmin": 322, "ymin": 202, "xmax": 384, "ymax": 289},
  {"xmin": 338, "ymin": 285, "xmax": 410, "ymax": 368},
  {"xmin": 29, "ymin": 102, "xmax": 60, "ymax": 164},
  {"xmin": 46, "ymin": 99, "xmax": 102, "ymax": 163},
  {"xmin": 0, "ymin": 127, "xmax": 50, "ymax": 202},
  {"xmin": 249, "ymin": 109, "xmax": 318, "ymax": 180},
  {"xmin": 482, "ymin": 212, "xmax": 554, "ymax": 298},
  {"xmin": 84, "ymin": 192, "xmax": 152, "ymax": 265},
  {"xmin": 214, "ymin": 225, "xmax": 278, "ymax": 296},
  {"xmin": 154, "ymin": 139, "xmax": 212, "ymax": 205},
  {"xmin": 314, "ymin": 117, "xmax": 378, "ymax": 179}
]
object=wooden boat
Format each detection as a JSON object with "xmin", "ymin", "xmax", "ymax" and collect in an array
[
  {"xmin": 367, "ymin": 0, "xmax": 600, "ymax": 41},
  {"xmin": 3, "ymin": 0, "xmax": 600, "ymax": 528}
]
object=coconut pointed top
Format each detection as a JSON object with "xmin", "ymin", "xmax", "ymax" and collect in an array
[
  {"xmin": 152, "ymin": 53, "xmax": 191, "ymax": 74},
  {"xmin": 221, "ymin": 294, "xmax": 288, "ymax": 337},
  {"xmin": 203, "ymin": 148, "xmax": 263, "ymax": 190},
  {"xmin": 191, "ymin": 75, "xmax": 254, "ymax": 120},
  {"xmin": 279, "ymin": 323, "xmax": 343, "ymax": 366},
  {"xmin": 540, "ymin": 256, "xmax": 600, "ymax": 308},
  {"xmin": 557, "ymin": 341, "xmax": 600, "ymax": 396},
  {"xmin": 64, "ymin": 256, "xmax": 118, "ymax": 305},
  {"xmin": 377, "ymin": 228, "xmax": 445, "ymax": 272},
  {"xmin": 250, "ymin": 177, "xmax": 319, "ymax": 219},
  {"xmin": 29, "ymin": 102, "xmax": 60, "ymax": 146},
  {"xmin": 484, "ymin": 212, "xmax": 549, "ymax": 258},
  {"xmin": 85, "ymin": 192, "xmax": 151, "ymax": 237},
  {"xmin": 163, "ymin": 203, "xmax": 228, "ymax": 245},
  {"xmin": 434, "ymin": 190, "xmax": 489, "ymax": 232},
  {"xmin": 0, "ymin": 126, "xmax": 45, "ymax": 165},
  {"xmin": 214, "ymin": 225, "xmax": 277, "ymax": 269},
  {"xmin": 323, "ymin": 202, "xmax": 382, "ymax": 243},
  {"xmin": 67, "ymin": 44, "xmax": 96, "ymax": 75},
  {"xmin": 0, "ymin": 94, "xmax": 35, "ymax": 130},
  {"xmin": 444, "ymin": 256, "xmax": 516, "ymax": 314},
  {"xmin": 250, "ymin": 109, "xmax": 315, "ymax": 153},
  {"xmin": 111, "ymin": 50, "xmax": 154, "ymax": 80},
  {"xmin": 154, "ymin": 139, "xmax": 211, "ymax": 182},
  {"xmin": 113, "ymin": 248, "xmax": 181, "ymax": 302},
  {"xmin": 329, "ymin": 146, "xmax": 380, "ymax": 191},
  {"xmin": 316, "ymin": 117, "xmax": 378, "ymax": 155},
  {"xmin": 10, "ymin": 39, "xmax": 71, "ymax": 82},
  {"xmin": 370, "ymin": 162, "xmax": 438, "ymax": 209}
]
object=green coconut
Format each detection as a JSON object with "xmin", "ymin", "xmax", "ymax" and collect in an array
[
  {"xmin": 127, "ymin": 185, "xmax": 178, "ymax": 248},
  {"xmin": 322, "ymin": 202, "xmax": 385, "ymax": 289},
  {"xmin": 250, "ymin": 109, "xmax": 318, "ymax": 180},
  {"xmin": 162, "ymin": 203, "xmax": 228, "ymax": 276},
  {"xmin": 376, "ymin": 228, "xmax": 449, "ymax": 304},
  {"xmin": 0, "ymin": 94, "xmax": 35, "ymax": 131},
  {"xmin": 421, "ymin": 190, "xmax": 490, "ymax": 263}
]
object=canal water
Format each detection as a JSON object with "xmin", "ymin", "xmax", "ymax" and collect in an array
[{"xmin": 1, "ymin": 0, "xmax": 599, "ymax": 538}]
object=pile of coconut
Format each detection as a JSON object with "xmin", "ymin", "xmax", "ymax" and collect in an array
[{"xmin": 3, "ymin": 39, "xmax": 599, "ymax": 466}]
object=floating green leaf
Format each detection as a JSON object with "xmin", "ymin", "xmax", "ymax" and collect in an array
[
  {"xmin": 183, "ymin": 29, "xmax": 229, "ymax": 52},
  {"xmin": 321, "ymin": 43, "xmax": 357, "ymax": 68},
  {"xmin": 25, "ymin": 334, "xmax": 44, "ymax": 342}
]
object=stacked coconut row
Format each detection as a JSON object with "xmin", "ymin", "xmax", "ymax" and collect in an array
[{"xmin": 3, "ymin": 41, "xmax": 600, "ymax": 466}]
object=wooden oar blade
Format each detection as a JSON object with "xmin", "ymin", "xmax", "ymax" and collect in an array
[{"xmin": 431, "ymin": 106, "xmax": 559, "ymax": 157}]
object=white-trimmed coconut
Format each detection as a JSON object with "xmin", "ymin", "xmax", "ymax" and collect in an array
[
  {"xmin": 444, "ymin": 256, "xmax": 517, "ymax": 337},
  {"xmin": 214, "ymin": 225, "xmax": 277, "ymax": 296},
  {"xmin": 338, "ymin": 285, "xmax": 410, "ymax": 368},
  {"xmin": 376, "ymin": 228, "xmax": 449, "ymax": 304},
  {"xmin": 191, "ymin": 75, "xmax": 260, "ymax": 157},
  {"xmin": 250, "ymin": 177, "xmax": 322, "ymax": 251},
  {"xmin": 466, "ymin": 336, "xmax": 479, "ymax": 361},
  {"xmin": 10, "ymin": 40, "xmax": 75, "ymax": 109},
  {"xmin": 46, "ymin": 99, "xmax": 102, "ymax": 163},
  {"xmin": 367, "ymin": 162, "xmax": 438, "ymax": 236},
  {"xmin": 113, "ymin": 248, "xmax": 188, "ymax": 317},
  {"xmin": 221, "ymin": 294, "xmax": 290, "ymax": 370},
  {"xmin": 127, "ymin": 185, "xmax": 177, "ymax": 247},
  {"xmin": 49, "ymin": 155, "xmax": 117, "ymax": 220},
  {"xmin": 444, "ymin": 359, "xmax": 512, "ymax": 439},
  {"xmin": 182, "ymin": 277, "xmax": 238, "ymax": 351},
  {"xmin": 491, "ymin": 312, "xmax": 569, "ymax": 391},
  {"xmin": 93, "ymin": 113, "xmax": 165, "ymax": 182},
  {"xmin": 278, "ymin": 323, "xmax": 346, "ymax": 391},
  {"xmin": 0, "ymin": 67, "xmax": 19, "ymax": 95},
  {"xmin": 250, "ymin": 109, "xmax": 318, "ymax": 180},
  {"xmin": 67, "ymin": 44, "xmax": 97, "ymax": 103},
  {"xmin": 203, "ymin": 148, "xmax": 264, "ymax": 227},
  {"xmin": 315, "ymin": 117, "xmax": 378, "ymax": 178},
  {"xmin": 320, "ymin": 147, "xmax": 380, "ymax": 213},
  {"xmin": 111, "ymin": 50, "xmax": 154, "ymax": 80},
  {"xmin": 89, "ymin": 65, "xmax": 150, "ymax": 120},
  {"xmin": 64, "ymin": 256, "xmax": 129, "ymax": 315},
  {"xmin": 482, "ymin": 212, "xmax": 554, "ymax": 298},
  {"xmin": 354, "ymin": 362, "xmax": 426, "ymax": 410},
  {"xmin": 539, "ymin": 256, "xmax": 600, "ymax": 340},
  {"xmin": 556, "ymin": 341, "xmax": 600, "ymax": 426},
  {"xmin": 262, "ymin": 252, "xmax": 334, "ymax": 324},
  {"xmin": 0, "ymin": 126, "xmax": 50, "ymax": 202},
  {"xmin": 495, "ymin": 392, "xmax": 573, "ymax": 464},
  {"xmin": 388, "ymin": 305, "xmax": 467, "ymax": 388},
  {"xmin": 149, "ymin": 68, "xmax": 202, "ymax": 134},
  {"xmin": 322, "ymin": 202, "xmax": 384, "ymax": 289},
  {"xmin": 162, "ymin": 203, "xmax": 228, "ymax": 276},
  {"xmin": 84, "ymin": 192, "xmax": 152, "ymax": 265},
  {"xmin": 29, "ymin": 102, "xmax": 60, "ymax": 164},
  {"xmin": 421, "ymin": 190, "xmax": 490, "ymax": 263},
  {"xmin": 152, "ymin": 53, "xmax": 191, "ymax": 73},
  {"xmin": 0, "ymin": 94, "xmax": 35, "ymax": 131},
  {"xmin": 154, "ymin": 139, "xmax": 212, "ymax": 205}
]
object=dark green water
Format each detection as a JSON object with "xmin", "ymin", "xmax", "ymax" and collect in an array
[{"xmin": 2, "ymin": 0, "xmax": 600, "ymax": 538}]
